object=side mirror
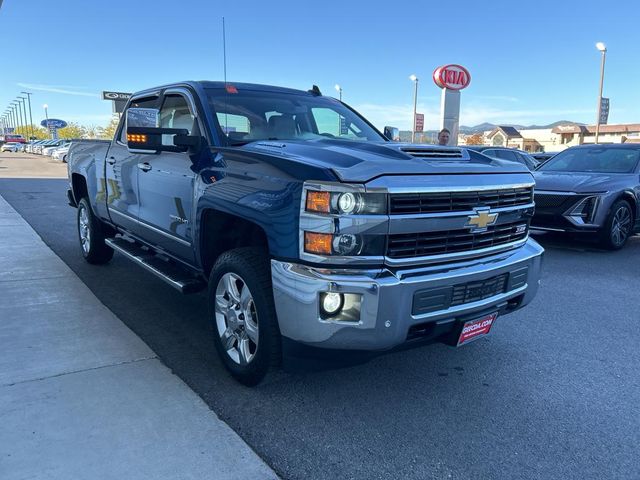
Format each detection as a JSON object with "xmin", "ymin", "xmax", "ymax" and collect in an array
[
  {"xmin": 126, "ymin": 107, "xmax": 198, "ymax": 153},
  {"xmin": 384, "ymin": 126, "xmax": 400, "ymax": 142}
]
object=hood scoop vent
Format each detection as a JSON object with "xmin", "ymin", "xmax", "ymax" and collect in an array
[{"xmin": 400, "ymin": 147, "xmax": 465, "ymax": 159}]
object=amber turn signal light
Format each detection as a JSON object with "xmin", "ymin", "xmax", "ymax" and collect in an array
[
  {"xmin": 306, "ymin": 191, "xmax": 331, "ymax": 213},
  {"xmin": 127, "ymin": 134, "xmax": 147, "ymax": 143},
  {"xmin": 304, "ymin": 232, "xmax": 332, "ymax": 255}
]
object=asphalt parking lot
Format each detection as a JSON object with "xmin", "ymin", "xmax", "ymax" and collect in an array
[{"xmin": 1, "ymin": 156, "xmax": 638, "ymax": 479}]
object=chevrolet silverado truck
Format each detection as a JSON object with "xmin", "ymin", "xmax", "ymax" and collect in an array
[{"xmin": 67, "ymin": 81, "xmax": 543, "ymax": 385}]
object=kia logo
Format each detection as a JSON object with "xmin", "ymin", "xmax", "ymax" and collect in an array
[{"xmin": 433, "ymin": 64, "xmax": 471, "ymax": 91}]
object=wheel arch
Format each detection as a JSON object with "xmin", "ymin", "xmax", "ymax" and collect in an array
[
  {"xmin": 198, "ymin": 208, "xmax": 271, "ymax": 277},
  {"xmin": 616, "ymin": 190, "xmax": 638, "ymax": 224}
]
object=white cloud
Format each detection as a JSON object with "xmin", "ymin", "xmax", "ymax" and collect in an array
[{"xmin": 17, "ymin": 83, "xmax": 99, "ymax": 98}]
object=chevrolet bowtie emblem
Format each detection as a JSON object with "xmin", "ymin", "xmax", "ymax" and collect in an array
[{"xmin": 466, "ymin": 209, "xmax": 498, "ymax": 230}]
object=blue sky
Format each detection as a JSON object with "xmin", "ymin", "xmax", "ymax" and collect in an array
[{"xmin": 1, "ymin": 0, "xmax": 639, "ymax": 131}]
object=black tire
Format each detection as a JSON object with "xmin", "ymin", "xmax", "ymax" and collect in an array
[
  {"xmin": 208, "ymin": 248, "xmax": 281, "ymax": 386},
  {"xmin": 77, "ymin": 197, "xmax": 114, "ymax": 264},
  {"xmin": 599, "ymin": 199, "xmax": 634, "ymax": 250}
]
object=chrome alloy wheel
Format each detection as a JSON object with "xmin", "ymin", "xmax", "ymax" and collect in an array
[
  {"xmin": 214, "ymin": 272, "xmax": 259, "ymax": 365},
  {"xmin": 611, "ymin": 205, "xmax": 632, "ymax": 247},
  {"xmin": 78, "ymin": 205, "xmax": 91, "ymax": 254}
]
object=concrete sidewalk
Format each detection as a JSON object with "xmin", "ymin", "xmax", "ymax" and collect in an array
[{"xmin": 0, "ymin": 194, "xmax": 278, "ymax": 479}]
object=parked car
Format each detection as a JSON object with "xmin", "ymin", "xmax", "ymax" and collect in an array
[
  {"xmin": 1, "ymin": 142, "xmax": 21, "ymax": 152},
  {"xmin": 67, "ymin": 80, "xmax": 543, "ymax": 385},
  {"xmin": 532, "ymin": 144, "xmax": 640, "ymax": 249},
  {"xmin": 25, "ymin": 141, "xmax": 44, "ymax": 153},
  {"xmin": 52, "ymin": 144, "xmax": 71, "ymax": 162},
  {"xmin": 34, "ymin": 139, "xmax": 67, "ymax": 155},
  {"xmin": 43, "ymin": 142, "xmax": 70, "ymax": 156},
  {"xmin": 531, "ymin": 152, "xmax": 557, "ymax": 163},
  {"xmin": 466, "ymin": 146, "xmax": 540, "ymax": 170}
]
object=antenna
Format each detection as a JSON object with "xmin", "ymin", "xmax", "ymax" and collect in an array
[
  {"xmin": 222, "ymin": 17, "xmax": 228, "ymax": 133},
  {"xmin": 222, "ymin": 17, "xmax": 227, "ymax": 86}
]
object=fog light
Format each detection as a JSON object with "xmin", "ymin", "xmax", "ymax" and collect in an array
[
  {"xmin": 332, "ymin": 234, "xmax": 362, "ymax": 255},
  {"xmin": 320, "ymin": 292, "xmax": 343, "ymax": 316}
]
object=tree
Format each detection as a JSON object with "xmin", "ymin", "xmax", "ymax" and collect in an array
[
  {"xmin": 13, "ymin": 125, "xmax": 50, "ymax": 140},
  {"xmin": 100, "ymin": 116, "xmax": 120, "ymax": 140},
  {"xmin": 57, "ymin": 122, "xmax": 86, "ymax": 139},
  {"xmin": 465, "ymin": 133, "xmax": 485, "ymax": 145},
  {"xmin": 83, "ymin": 124, "xmax": 104, "ymax": 139}
]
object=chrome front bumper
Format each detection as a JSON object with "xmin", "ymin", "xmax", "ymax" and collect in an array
[{"xmin": 271, "ymin": 238, "xmax": 544, "ymax": 350}]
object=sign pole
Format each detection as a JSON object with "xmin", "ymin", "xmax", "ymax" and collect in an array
[
  {"xmin": 595, "ymin": 43, "xmax": 607, "ymax": 144},
  {"xmin": 433, "ymin": 64, "xmax": 471, "ymax": 147}
]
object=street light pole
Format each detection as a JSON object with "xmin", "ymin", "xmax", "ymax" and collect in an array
[
  {"xmin": 11, "ymin": 102, "xmax": 22, "ymax": 136},
  {"xmin": 595, "ymin": 42, "xmax": 607, "ymax": 144},
  {"xmin": 43, "ymin": 104, "xmax": 51, "ymax": 139},
  {"xmin": 334, "ymin": 84, "xmax": 343, "ymax": 102},
  {"xmin": 409, "ymin": 74, "xmax": 418, "ymax": 143},
  {"xmin": 21, "ymin": 91, "xmax": 34, "ymax": 140},
  {"xmin": 18, "ymin": 101, "xmax": 26, "ymax": 136},
  {"xmin": 17, "ymin": 98, "xmax": 28, "ymax": 139},
  {"xmin": 13, "ymin": 105, "xmax": 19, "ymax": 132}
]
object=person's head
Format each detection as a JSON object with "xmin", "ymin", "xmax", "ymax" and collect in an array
[{"xmin": 438, "ymin": 128, "xmax": 451, "ymax": 146}]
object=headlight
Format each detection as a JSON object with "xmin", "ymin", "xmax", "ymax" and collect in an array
[
  {"xmin": 567, "ymin": 196, "xmax": 601, "ymax": 224},
  {"xmin": 305, "ymin": 189, "xmax": 387, "ymax": 215},
  {"xmin": 303, "ymin": 232, "xmax": 384, "ymax": 257},
  {"xmin": 301, "ymin": 182, "xmax": 388, "ymax": 263}
]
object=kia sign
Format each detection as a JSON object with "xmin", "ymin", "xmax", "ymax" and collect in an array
[
  {"xmin": 102, "ymin": 91, "xmax": 132, "ymax": 101},
  {"xmin": 41, "ymin": 119, "xmax": 67, "ymax": 129},
  {"xmin": 433, "ymin": 64, "xmax": 471, "ymax": 91}
]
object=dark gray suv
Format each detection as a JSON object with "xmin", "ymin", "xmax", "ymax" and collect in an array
[{"xmin": 532, "ymin": 144, "xmax": 640, "ymax": 249}]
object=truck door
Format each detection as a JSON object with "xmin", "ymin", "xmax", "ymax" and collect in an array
[
  {"xmin": 136, "ymin": 89, "xmax": 197, "ymax": 264},
  {"xmin": 104, "ymin": 94, "xmax": 160, "ymax": 235}
]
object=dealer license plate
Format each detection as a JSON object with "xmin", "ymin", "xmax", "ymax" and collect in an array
[{"xmin": 457, "ymin": 312, "xmax": 498, "ymax": 346}]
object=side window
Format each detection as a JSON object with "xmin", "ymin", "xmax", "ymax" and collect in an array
[
  {"xmin": 311, "ymin": 108, "xmax": 353, "ymax": 138},
  {"xmin": 482, "ymin": 149, "xmax": 497, "ymax": 158},
  {"xmin": 119, "ymin": 96, "xmax": 158, "ymax": 143},
  {"xmin": 217, "ymin": 112, "xmax": 250, "ymax": 138},
  {"xmin": 160, "ymin": 94, "xmax": 195, "ymax": 146},
  {"xmin": 494, "ymin": 149, "xmax": 519, "ymax": 162}
]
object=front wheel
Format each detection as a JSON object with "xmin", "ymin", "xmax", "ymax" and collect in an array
[
  {"xmin": 600, "ymin": 200, "xmax": 633, "ymax": 250},
  {"xmin": 208, "ymin": 248, "xmax": 281, "ymax": 386},
  {"xmin": 77, "ymin": 198, "xmax": 114, "ymax": 264}
]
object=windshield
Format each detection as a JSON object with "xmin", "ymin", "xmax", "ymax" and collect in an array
[
  {"xmin": 539, "ymin": 146, "xmax": 640, "ymax": 174},
  {"xmin": 206, "ymin": 87, "xmax": 386, "ymax": 145}
]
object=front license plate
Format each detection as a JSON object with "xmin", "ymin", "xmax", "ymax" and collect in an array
[{"xmin": 457, "ymin": 313, "xmax": 498, "ymax": 346}]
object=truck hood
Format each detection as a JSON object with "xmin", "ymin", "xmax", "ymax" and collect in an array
[
  {"xmin": 533, "ymin": 170, "xmax": 634, "ymax": 193},
  {"xmin": 241, "ymin": 139, "xmax": 529, "ymax": 183}
]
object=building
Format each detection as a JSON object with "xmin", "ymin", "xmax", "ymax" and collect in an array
[
  {"xmin": 477, "ymin": 123, "xmax": 640, "ymax": 153},
  {"xmin": 551, "ymin": 123, "xmax": 640, "ymax": 148}
]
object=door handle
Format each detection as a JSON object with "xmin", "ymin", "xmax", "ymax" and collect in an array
[
  {"xmin": 137, "ymin": 162, "xmax": 152, "ymax": 172},
  {"xmin": 106, "ymin": 156, "xmax": 116, "ymax": 165}
]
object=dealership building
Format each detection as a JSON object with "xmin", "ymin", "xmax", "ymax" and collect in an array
[{"xmin": 475, "ymin": 123, "xmax": 640, "ymax": 152}]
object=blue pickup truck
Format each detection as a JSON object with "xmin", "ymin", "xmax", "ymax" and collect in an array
[{"xmin": 67, "ymin": 81, "xmax": 543, "ymax": 385}]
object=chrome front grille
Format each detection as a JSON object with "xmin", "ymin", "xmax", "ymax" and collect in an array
[
  {"xmin": 389, "ymin": 187, "xmax": 533, "ymax": 215},
  {"xmin": 386, "ymin": 220, "xmax": 529, "ymax": 259}
]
